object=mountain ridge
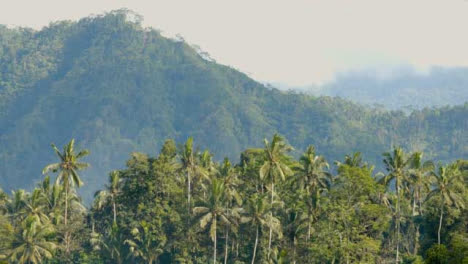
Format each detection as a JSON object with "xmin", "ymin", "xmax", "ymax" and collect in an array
[{"xmin": 0, "ymin": 10, "xmax": 466, "ymax": 200}]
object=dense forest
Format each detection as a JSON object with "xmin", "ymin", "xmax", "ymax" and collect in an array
[
  {"xmin": 0, "ymin": 10, "xmax": 466, "ymax": 201},
  {"xmin": 0, "ymin": 136, "xmax": 466, "ymax": 263}
]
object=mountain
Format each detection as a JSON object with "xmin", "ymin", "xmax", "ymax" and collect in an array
[
  {"xmin": 290, "ymin": 66, "xmax": 468, "ymax": 110},
  {"xmin": 0, "ymin": 10, "xmax": 467, "ymax": 200}
]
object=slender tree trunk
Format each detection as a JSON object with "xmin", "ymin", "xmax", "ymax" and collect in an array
[
  {"xmin": 251, "ymin": 226, "xmax": 259, "ymax": 264},
  {"xmin": 268, "ymin": 182, "xmax": 274, "ymax": 259},
  {"xmin": 112, "ymin": 196, "xmax": 117, "ymax": 224},
  {"xmin": 224, "ymin": 227, "xmax": 229, "ymax": 264},
  {"xmin": 65, "ymin": 184, "xmax": 70, "ymax": 253},
  {"xmin": 413, "ymin": 225, "xmax": 420, "ymax": 255},
  {"xmin": 293, "ymin": 236, "xmax": 296, "ymax": 264},
  {"xmin": 187, "ymin": 171, "xmax": 191, "ymax": 214},
  {"xmin": 214, "ymin": 226, "xmax": 217, "ymax": 264},
  {"xmin": 395, "ymin": 179, "xmax": 400, "ymax": 264},
  {"xmin": 438, "ymin": 205, "xmax": 444, "ymax": 245},
  {"xmin": 307, "ymin": 217, "xmax": 311, "ymax": 242}
]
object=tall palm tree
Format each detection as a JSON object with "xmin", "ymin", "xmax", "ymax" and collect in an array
[
  {"xmin": 427, "ymin": 164, "xmax": 465, "ymax": 245},
  {"xmin": 42, "ymin": 139, "xmax": 89, "ymax": 253},
  {"xmin": 241, "ymin": 193, "xmax": 282, "ymax": 264},
  {"xmin": 94, "ymin": 171, "xmax": 121, "ymax": 224},
  {"xmin": 180, "ymin": 137, "xmax": 208, "ymax": 213},
  {"xmin": 259, "ymin": 134, "xmax": 292, "ymax": 258},
  {"xmin": 217, "ymin": 158, "xmax": 242, "ymax": 264},
  {"xmin": 7, "ymin": 216, "xmax": 57, "ymax": 264},
  {"xmin": 193, "ymin": 178, "xmax": 237, "ymax": 264},
  {"xmin": 295, "ymin": 145, "xmax": 331, "ymax": 242},
  {"xmin": 380, "ymin": 147, "xmax": 411, "ymax": 263},
  {"xmin": 408, "ymin": 152, "xmax": 434, "ymax": 216}
]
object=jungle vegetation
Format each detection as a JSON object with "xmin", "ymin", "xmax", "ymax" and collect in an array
[{"xmin": 0, "ymin": 136, "xmax": 466, "ymax": 263}]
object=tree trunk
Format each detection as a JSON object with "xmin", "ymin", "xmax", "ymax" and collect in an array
[
  {"xmin": 224, "ymin": 227, "xmax": 229, "ymax": 264},
  {"xmin": 65, "ymin": 184, "xmax": 69, "ymax": 253},
  {"xmin": 395, "ymin": 179, "xmax": 400, "ymax": 264},
  {"xmin": 214, "ymin": 225, "xmax": 217, "ymax": 264},
  {"xmin": 293, "ymin": 236, "xmax": 296, "ymax": 264},
  {"xmin": 307, "ymin": 218, "xmax": 311, "ymax": 242},
  {"xmin": 187, "ymin": 171, "xmax": 191, "ymax": 214},
  {"xmin": 413, "ymin": 225, "xmax": 420, "ymax": 255},
  {"xmin": 251, "ymin": 226, "xmax": 259, "ymax": 264},
  {"xmin": 438, "ymin": 205, "xmax": 444, "ymax": 245},
  {"xmin": 268, "ymin": 182, "xmax": 274, "ymax": 259},
  {"xmin": 112, "ymin": 195, "xmax": 117, "ymax": 224}
]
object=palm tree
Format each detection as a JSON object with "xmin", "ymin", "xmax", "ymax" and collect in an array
[
  {"xmin": 180, "ymin": 137, "xmax": 208, "ymax": 213},
  {"xmin": 94, "ymin": 171, "xmax": 121, "ymax": 224},
  {"xmin": 241, "ymin": 193, "xmax": 282, "ymax": 264},
  {"xmin": 7, "ymin": 216, "xmax": 57, "ymax": 264},
  {"xmin": 427, "ymin": 164, "xmax": 465, "ymax": 245},
  {"xmin": 295, "ymin": 145, "xmax": 331, "ymax": 242},
  {"xmin": 42, "ymin": 139, "xmax": 89, "ymax": 253},
  {"xmin": 37, "ymin": 176, "xmax": 63, "ymax": 225},
  {"xmin": 21, "ymin": 189, "xmax": 49, "ymax": 225},
  {"xmin": 218, "ymin": 158, "xmax": 242, "ymax": 264},
  {"xmin": 408, "ymin": 152, "xmax": 434, "ymax": 216},
  {"xmin": 405, "ymin": 152, "xmax": 434, "ymax": 255},
  {"xmin": 380, "ymin": 147, "xmax": 411, "ymax": 263},
  {"xmin": 259, "ymin": 134, "xmax": 292, "ymax": 258},
  {"xmin": 193, "ymin": 178, "xmax": 237, "ymax": 264}
]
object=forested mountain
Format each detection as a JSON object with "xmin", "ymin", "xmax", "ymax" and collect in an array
[{"xmin": 0, "ymin": 10, "xmax": 466, "ymax": 201}]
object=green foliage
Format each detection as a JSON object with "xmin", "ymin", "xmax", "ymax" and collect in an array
[
  {"xmin": 0, "ymin": 11, "xmax": 466, "ymax": 204},
  {"xmin": 0, "ymin": 136, "xmax": 466, "ymax": 263}
]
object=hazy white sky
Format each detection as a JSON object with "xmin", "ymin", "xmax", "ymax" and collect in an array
[{"xmin": 1, "ymin": 0, "xmax": 468, "ymax": 85}]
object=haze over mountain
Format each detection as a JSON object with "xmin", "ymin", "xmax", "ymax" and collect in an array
[
  {"xmin": 276, "ymin": 66, "xmax": 468, "ymax": 110},
  {"xmin": 0, "ymin": 11, "xmax": 466, "ymax": 200}
]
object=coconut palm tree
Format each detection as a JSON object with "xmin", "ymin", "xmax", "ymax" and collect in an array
[
  {"xmin": 21, "ymin": 189, "xmax": 49, "ymax": 225},
  {"xmin": 408, "ymin": 152, "xmax": 434, "ymax": 216},
  {"xmin": 42, "ymin": 139, "xmax": 89, "ymax": 253},
  {"xmin": 217, "ymin": 158, "xmax": 242, "ymax": 264},
  {"xmin": 180, "ymin": 137, "xmax": 208, "ymax": 213},
  {"xmin": 259, "ymin": 134, "xmax": 292, "ymax": 258},
  {"xmin": 241, "ymin": 193, "xmax": 282, "ymax": 264},
  {"xmin": 94, "ymin": 171, "xmax": 121, "ymax": 224},
  {"xmin": 380, "ymin": 147, "xmax": 411, "ymax": 263},
  {"xmin": 193, "ymin": 178, "xmax": 237, "ymax": 264},
  {"xmin": 7, "ymin": 216, "xmax": 57, "ymax": 264},
  {"xmin": 427, "ymin": 163, "xmax": 465, "ymax": 245},
  {"xmin": 295, "ymin": 145, "xmax": 331, "ymax": 242}
]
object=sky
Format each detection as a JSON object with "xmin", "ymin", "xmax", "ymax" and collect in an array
[{"xmin": 1, "ymin": 0, "xmax": 468, "ymax": 86}]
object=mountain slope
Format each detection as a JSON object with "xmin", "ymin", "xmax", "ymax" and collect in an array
[{"xmin": 0, "ymin": 11, "xmax": 466, "ymax": 200}]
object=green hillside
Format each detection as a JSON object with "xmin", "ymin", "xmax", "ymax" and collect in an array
[{"xmin": 0, "ymin": 10, "xmax": 466, "ymax": 200}]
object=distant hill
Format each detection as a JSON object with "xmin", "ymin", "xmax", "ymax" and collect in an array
[
  {"xmin": 0, "ymin": 10, "xmax": 467, "ymax": 200},
  {"xmin": 286, "ymin": 66, "xmax": 468, "ymax": 110}
]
